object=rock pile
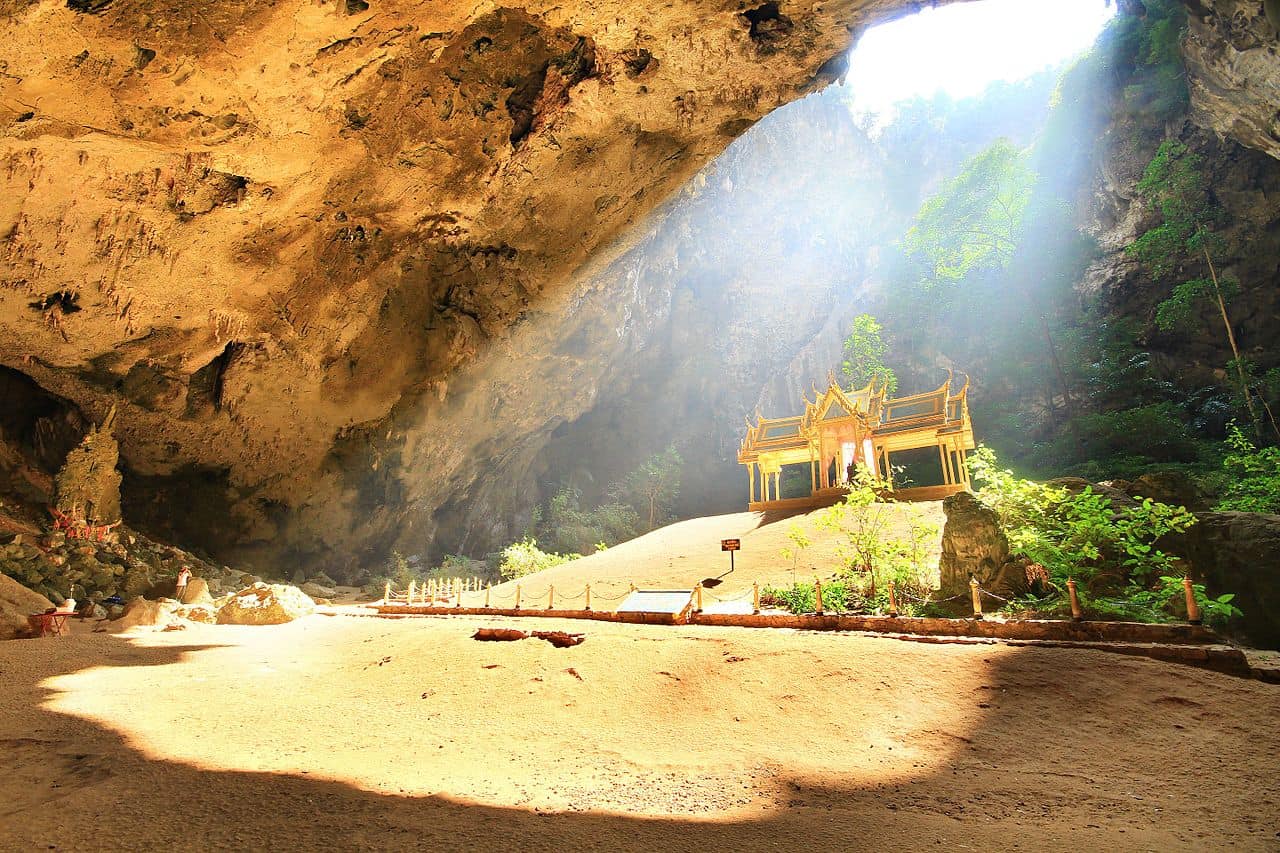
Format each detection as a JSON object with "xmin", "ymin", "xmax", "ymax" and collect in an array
[{"xmin": 0, "ymin": 526, "xmax": 245, "ymax": 606}]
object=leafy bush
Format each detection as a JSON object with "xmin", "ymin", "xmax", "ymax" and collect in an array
[
  {"xmin": 761, "ymin": 579, "xmax": 855, "ymax": 614},
  {"xmin": 1092, "ymin": 576, "xmax": 1242, "ymax": 629},
  {"xmin": 498, "ymin": 538, "xmax": 579, "ymax": 581},
  {"xmin": 538, "ymin": 486, "xmax": 640, "ymax": 555},
  {"xmin": 1215, "ymin": 424, "xmax": 1280, "ymax": 513},
  {"xmin": 765, "ymin": 467, "xmax": 937, "ymax": 616},
  {"xmin": 362, "ymin": 550, "xmax": 423, "ymax": 596},
  {"xmin": 969, "ymin": 446, "xmax": 1196, "ymax": 587}
]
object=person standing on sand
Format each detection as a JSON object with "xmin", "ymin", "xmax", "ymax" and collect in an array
[{"xmin": 175, "ymin": 565, "xmax": 192, "ymax": 601}]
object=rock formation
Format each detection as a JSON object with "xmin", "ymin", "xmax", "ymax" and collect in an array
[
  {"xmin": 0, "ymin": 0, "xmax": 908, "ymax": 572},
  {"xmin": 0, "ymin": 0, "xmax": 1277, "ymax": 576},
  {"xmin": 1167, "ymin": 510, "xmax": 1280, "ymax": 648},
  {"xmin": 937, "ymin": 491, "xmax": 1014, "ymax": 596},
  {"xmin": 0, "ymin": 572, "xmax": 54, "ymax": 640},
  {"xmin": 215, "ymin": 582, "xmax": 316, "ymax": 625},
  {"xmin": 1183, "ymin": 0, "xmax": 1280, "ymax": 162},
  {"xmin": 53, "ymin": 406, "xmax": 122, "ymax": 525}
]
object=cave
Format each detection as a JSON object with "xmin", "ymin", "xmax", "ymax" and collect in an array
[{"xmin": 2, "ymin": 0, "xmax": 1280, "ymax": 845}]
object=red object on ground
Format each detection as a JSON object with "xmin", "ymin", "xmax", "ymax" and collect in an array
[{"xmin": 27, "ymin": 612, "xmax": 69, "ymax": 638}]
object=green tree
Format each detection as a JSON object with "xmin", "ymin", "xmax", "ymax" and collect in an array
[
  {"xmin": 615, "ymin": 445, "xmax": 683, "ymax": 530},
  {"xmin": 904, "ymin": 138, "xmax": 1033, "ymax": 292},
  {"xmin": 840, "ymin": 313, "xmax": 897, "ymax": 393},
  {"xmin": 1128, "ymin": 139, "xmax": 1265, "ymax": 436}
]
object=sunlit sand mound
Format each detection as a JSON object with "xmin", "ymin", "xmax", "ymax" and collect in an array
[
  {"xmin": 3, "ymin": 615, "xmax": 1277, "ymax": 850},
  {"xmin": 484, "ymin": 503, "xmax": 945, "ymax": 612}
]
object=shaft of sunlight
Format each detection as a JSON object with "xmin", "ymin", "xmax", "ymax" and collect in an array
[{"xmin": 847, "ymin": 0, "xmax": 1116, "ymax": 117}]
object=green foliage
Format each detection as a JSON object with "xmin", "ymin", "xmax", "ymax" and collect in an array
[
  {"xmin": 614, "ymin": 444, "xmax": 683, "ymax": 530},
  {"xmin": 840, "ymin": 313, "xmax": 897, "ymax": 394},
  {"xmin": 425, "ymin": 553, "xmax": 494, "ymax": 583},
  {"xmin": 1125, "ymin": 0, "xmax": 1189, "ymax": 122},
  {"xmin": 969, "ymin": 446, "xmax": 1196, "ymax": 587},
  {"xmin": 904, "ymin": 138, "xmax": 1033, "ymax": 291},
  {"xmin": 497, "ymin": 538, "xmax": 579, "ymax": 581},
  {"xmin": 1128, "ymin": 140, "xmax": 1219, "ymax": 278},
  {"xmin": 1092, "ymin": 576, "xmax": 1242, "ymax": 629},
  {"xmin": 1215, "ymin": 424, "xmax": 1280, "ymax": 513},
  {"xmin": 538, "ymin": 486, "xmax": 640, "ymax": 556},
  {"xmin": 760, "ymin": 580, "xmax": 854, "ymax": 614},
  {"xmin": 362, "ymin": 550, "xmax": 423, "ymax": 596},
  {"xmin": 766, "ymin": 468, "xmax": 937, "ymax": 616}
]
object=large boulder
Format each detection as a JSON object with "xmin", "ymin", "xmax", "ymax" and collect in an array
[
  {"xmin": 114, "ymin": 596, "xmax": 182, "ymax": 631},
  {"xmin": 1167, "ymin": 511, "xmax": 1280, "ymax": 649},
  {"xmin": 0, "ymin": 574, "xmax": 55, "ymax": 640},
  {"xmin": 938, "ymin": 492, "xmax": 1018, "ymax": 595},
  {"xmin": 1046, "ymin": 477, "xmax": 1137, "ymax": 509},
  {"xmin": 179, "ymin": 578, "xmax": 214, "ymax": 606},
  {"xmin": 216, "ymin": 583, "xmax": 315, "ymax": 626},
  {"xmin": 300, "ymin": 581, "xmax": 336, "ymax": 600},
  {"xmin": 1124, "ymin": 471, "xmax": 1210, "ymax": 512}
]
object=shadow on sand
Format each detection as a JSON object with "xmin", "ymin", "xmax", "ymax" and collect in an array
[{"xmin": 1, "ymin": 630, "xmax": 1277, "ymax": 852}]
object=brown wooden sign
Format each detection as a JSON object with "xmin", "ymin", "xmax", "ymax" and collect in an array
[{"xmin": 721, "ymin": 539, "xmax": 740, "ymax": 552}]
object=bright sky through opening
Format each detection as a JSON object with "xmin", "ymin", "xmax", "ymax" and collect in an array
[{"xmin": 846, "ymin": 0, "xmax": 1115, "ymax": 116}]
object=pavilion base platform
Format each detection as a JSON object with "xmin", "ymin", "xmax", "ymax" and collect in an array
[{"xmin": 748, "ymin": 482, "xmax": 966, "ymax": 512}]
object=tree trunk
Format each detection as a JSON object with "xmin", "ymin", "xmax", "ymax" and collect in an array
[{"xmin": 1203, "ymin": 248, "xmax": 1262, "ymax": 436}]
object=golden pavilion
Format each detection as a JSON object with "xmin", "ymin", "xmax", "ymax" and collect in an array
[{"xmin": 737, "ymin": 372, "xmax": 975, "ymax": 510}]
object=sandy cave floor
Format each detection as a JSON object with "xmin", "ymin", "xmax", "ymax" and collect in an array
[
  {"xmin": 446, "ymin": 504, "xmax": 948, "ymax": 612},
  {"xmin": 1, "ymin": 613, "xmax": 1278, "ymax": 851}
]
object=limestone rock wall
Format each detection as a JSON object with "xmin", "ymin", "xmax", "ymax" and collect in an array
[{"xmin": 0, "ymin": 0, "xmax": 923, "ymax": 573}]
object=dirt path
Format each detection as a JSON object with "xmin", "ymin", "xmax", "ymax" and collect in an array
[{"xmin": 1, "ymin": 613, "xmax": 1276, "ymax": 851}]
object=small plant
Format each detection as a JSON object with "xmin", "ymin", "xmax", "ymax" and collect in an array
[
  {"xmin": 779, "ymin": 523, "xmax": 812, "ymax": 583},
  {"xmin": 1214, "ymin": 423, "xmax": 1280, "ymax": 513},
  {"xmin": 763, "ymin": 465, "xmax": 938, "ymax": 617},
  {"xmin": 498, "ymin": 538, "xmax": 579, "ymax": 581}
]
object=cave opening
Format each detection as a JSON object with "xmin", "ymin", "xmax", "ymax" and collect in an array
[
  {"xmin": 0, "ymin": 365, "xmax": 86, "ymax": 474},
  {"xmin": 186, "ymin": 342, "xmax": 244, "ymax": 417},
  {"xmin": 522, "ymin": 0, "xmax": 1118, "ymax": 553}
]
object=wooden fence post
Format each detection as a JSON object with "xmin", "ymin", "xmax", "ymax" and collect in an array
[
  {"xmin": 1183, "ymin": 577, "xmax": 1201, "ymax": 625},
  {"xmin": 548, "ymin": 585, "xmax": 555, "ymax": 611},
  {"xmin": 815, "ymin": 578, "xmax": 824, "ymax": 615},
  {"xmin": 970, "ymin": 576, "xmax": 983, "ymax": 620},
  {"xmin": 383, "ymin": 582, "xmax": 390, "ymax": 605},
  {"xmin": 515, "ymin": 585, "xmax": 521, "ymax": 610},
  {"xmin": 485, "ymin": 583, "xmax": 491, "ymax": 609},
  {"xmin": 585, "ymin": 584, "xmax": 592, "ymax": 611},
  {"xmin": 695, "ymin": 583, "xmax": 703, "ymax": 613},
  {"xmin": 752, "ymin": 581, "xmax": 760, "ymax": 615},
  {"xmin": 455, "ymin": 580, "xmax": 462, "ymax": 608},
  {"xmin": 1067, "ymin": 578, "xmax": 1083, "ymax": 621}
]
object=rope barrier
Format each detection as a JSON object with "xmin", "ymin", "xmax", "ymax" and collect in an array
[{"xmin": 704, "ymin": 587, "xmax": 755, "ymax": 603}]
